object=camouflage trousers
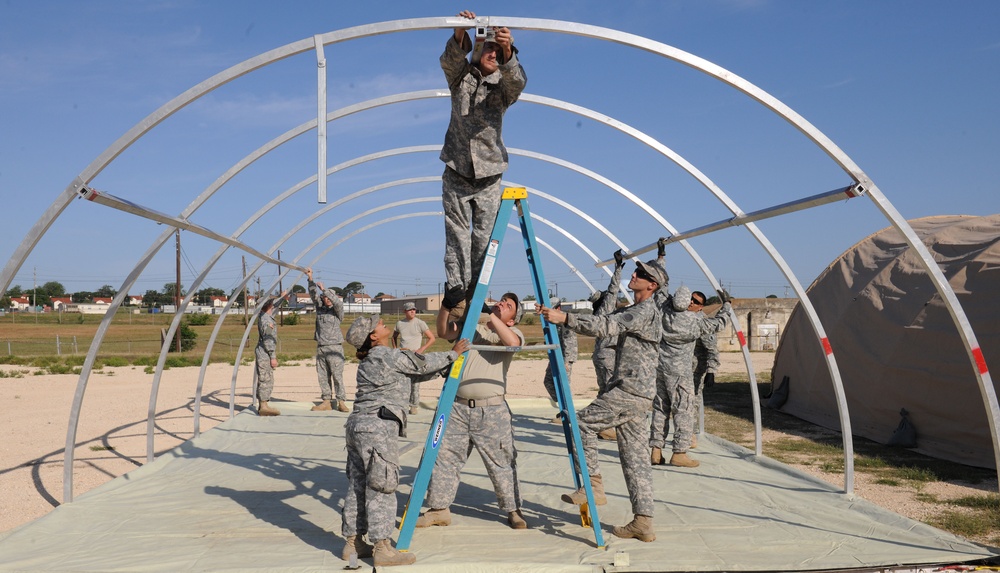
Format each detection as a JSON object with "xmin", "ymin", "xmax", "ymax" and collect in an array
[
  {"xmin": 592, "ymin": 351, "xmax": 615, "ymax": 395},
  {"xmin": 254, "ymin": 345, "xmax": 275, "ymax": 401},
  {"xmin": 426, "ymin": 400, "xmax": 521, "ymax": 513},
  {"xmin": 591, "ymin": 352, "xmax": 615, "ymax": 396},
  {"xmin": 576, "ymin": 387, "xmax": 654, "ymax": 516},
  {"xmin": 649, "ymin": 369, "xmax": 696, "ymax": 452},
  {"xmin": 542, "ymin": 360, "xmax": 574, "ymax": 403},
  {"xmin": 409, "ymin": 381, "xmax": 421, "ymax": 408},
  {"xmin": 441, "ymin": 167, "xmax": 503, "ymax": 293},
  {"xmin": 342, "ymin": 413, "xmax": 400, "ymax": 542},
  {"xmin": 316, "ymin": 344, "xmax": 346, "ymax": 402}
]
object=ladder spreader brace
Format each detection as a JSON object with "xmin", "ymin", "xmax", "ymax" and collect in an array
[{"xmin": 396, "ymin": 187, "xmax": 605, "ymax": 549}]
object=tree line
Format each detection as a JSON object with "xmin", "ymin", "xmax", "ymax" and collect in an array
[{"xmin": 3, "ymin": 279, "xmax": 379, "ymax": 310}]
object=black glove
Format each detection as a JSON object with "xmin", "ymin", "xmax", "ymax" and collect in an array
[
  {"xmin": 657, "ymin": 237, "xmax": 667, "ymax": 258},
  {"xmin": 703, "ymin": 372, "xmax": 715, "ymax": 389},
  {"xmin": 613, "ymin": 249, "xmax": 625, "ymax": 270},
  {"xmin": 717, "ymin": 290, "xmax": 731, "ymax": 304},
  {"xmin": 443, "ymin": 285, "xmax": 465, "ymax": 309}
]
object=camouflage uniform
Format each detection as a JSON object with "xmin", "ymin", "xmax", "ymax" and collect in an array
[
  {"xmin": 561, "ymin": 296, "xmax": 661, "ymax": 517},
  {"xmin": 394, "ymin": 316, "xmax": 432, "ymax": 408},
  {"xmin": 425, "ymin": 324, "xmax": 525, "ymax": 514},
  {"xmin": 309, "ymin": 279, "xmax": 346, "ymax": 404},
  {"xmin": 693, "ymin": 329, "xmax": 720, "ymax": 413},
  {"xmin": 542, "ymin": 320, "xmax": 578, "ymax": 403},
  {"xmin": 591, "ymin": 263, "xmax": 625, "ymax": 395},
  {"xmin": 342, "ymin": 345, "xmax": 458, "ymax": 543},
  {"xmin": 439, "ymin": 34, "xmax": 527, "ymax": 295},
  {"xmin": 254, "ymin": 299, "xmax": 280, "ymax": 402},
  {"xmin": 650, "ymin": 286, "xmax": 731, "ymax": 454}
]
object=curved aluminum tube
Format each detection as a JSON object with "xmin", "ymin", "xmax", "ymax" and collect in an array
[{"xmin": 504, "ymin": 222, "xmax": 598, "ymax": 295}]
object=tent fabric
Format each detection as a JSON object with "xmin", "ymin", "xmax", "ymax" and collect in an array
[{"xmin": 773, "ymin": 214, "xmax": 1000, "ymax": 468}]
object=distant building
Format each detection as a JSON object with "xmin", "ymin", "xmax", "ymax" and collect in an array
[
  {"xmin": 717, "ymin": 297, "xmax": 798, "ymax": 352},
  {"xmin": 348, "ymin": 292, "xmax": 372, "ymax": 304},
  {"xmin": 209, "ymin": 295, "xmax": 228, "ymax": 308},
  {"xmin": 126, "ymin": 294, "xmax": 143, "ymax": 306},
  {"xmin": 51, "ymin": 297, "xmax": 74, "ymax": 311},
  {"xmin": 378, "ymin": 294, "xmax": 443, "ymax": 314},
  {"xmin": 93, "ymin": 297, "xmax": 113, "ymax": 305},
  {"xmin": 10, "ymin": 296, "xmax": 31, "ymax": 311}
]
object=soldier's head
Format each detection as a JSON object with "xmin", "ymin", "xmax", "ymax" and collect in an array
[
  {"xmin": 260, "ymin": 298, "xmax": 275, "ymax": 315},
  {"xmin": 321, "ymin": 289, "xmax": 337, "ymax": 308},
  {"xmin": 493, "ymin": 292, "xmax": 522, "ymax": 326},
  {"xmin": 630, "ymin": 260, "xmax": 667, "ymax": 301},
  {"xmin": 689, "ymin": 291, "xmax": 707, "ymax": 312}
]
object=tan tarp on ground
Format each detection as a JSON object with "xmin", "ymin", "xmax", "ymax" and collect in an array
[{"xmin": 773, "ymin": 214, "xmax": 1000, "ymax": 468}]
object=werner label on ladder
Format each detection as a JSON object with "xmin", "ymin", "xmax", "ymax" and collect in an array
[{"xmin": 397, "ymin": 187, "xmax": 605, "ymax": 550}]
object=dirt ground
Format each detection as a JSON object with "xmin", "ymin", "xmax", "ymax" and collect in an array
[{"xmin": 0, "ymin": 352, "xmax": 989, "ymax": 537}]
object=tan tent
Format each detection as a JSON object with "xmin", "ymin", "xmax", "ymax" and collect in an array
[{"xmin": 772, "ymin": 214, "xmax": 1000, "ymax": 468}]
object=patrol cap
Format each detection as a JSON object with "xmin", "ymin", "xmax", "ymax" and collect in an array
[
  {"xmin": 636, "ymin": 259, "xmax": 667, "ymax": 289},
  {"xmin": 671, "ymin": 285, "xmax": 692, "ymax": 312},
  {"xmin": 403, "ymin": 302, "xmax": 416, "ymax": 311},
  {"xmin": 549, "ymin": 296, "xmax": 561, "ymax": 309},
  {"xmin": 588, "ymin": 290, "xmax": 603, "ymax": 304},
  {"xmin": 322, "ymin": 288, "xmax": 338, "ymax": 302},
  {"xmin": 345, "ymin": 314, "xmax": 380, "ymax": 348}
]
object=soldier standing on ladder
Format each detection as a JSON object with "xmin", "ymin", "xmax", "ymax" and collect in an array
[{"xmin": 439, "ymin": 10, "xmax": 527, "ymax": 321}]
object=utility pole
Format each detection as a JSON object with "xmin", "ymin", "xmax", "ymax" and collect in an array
[
  {"xmin": 32, "ymin": 267, "xmax": 37, "ymax": 324},
  {"xmin": 175, "ymin": 228, "xmax": 182, "ymax": 352},
  {"xmin": 242, "ymin": 256, "xmax": 248, "ymax": 324}
]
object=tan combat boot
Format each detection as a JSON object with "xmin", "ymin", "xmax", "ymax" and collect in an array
[
  {"xmin": 257, "ymin": 400, "xmax": 280, "ymax": 416},
  {"xmin": 560, "ymin": 474, "xmax": 607, "ymax": 505},
  {"xmin": 340, "ymin": 535, "xmax": 373, "ymax": 561},
  {"xmin": 336, "ymin": 399, "xmax": 350, "ymax": 413},
  {"xmin": 650, "ymin": 447, "xmax": 665, "ymax": 465},
  {"xmin": 507, "ymin": 509, "xmax": 527, "ymax": 530},
  {"xmin": 597, "ymin": 428, "xmax": 617, "ymax": 441},
  {"xmin": 612, "ymin": 514, "xmax": 656, "ymax": 542},
  {"xmin": 669, "ymin": 451, "xmax": 700, "ymax": 468},
  {"xmin": 415, "ymin": 507, "xmax": 451, "ymax": 527},
  {"xmin": 372, "ymin": 538, "xmax": 416, "ymax": 566},
  {"xmin": 690, "ymin": 435, "xmax": 698, "ymax": 449},
  {"xmin": 311, "ymin": 400, "xmax": 333, "ymax": 411}
]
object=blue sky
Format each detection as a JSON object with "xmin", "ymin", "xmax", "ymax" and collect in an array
[{"xmin": 2, "ymin": 1, "xmax": 998, "ymax": 303}]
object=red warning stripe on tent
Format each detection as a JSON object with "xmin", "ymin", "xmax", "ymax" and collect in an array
[
  {"xmin": 821, "ymin": 337, "xmax": 833, "ymax": 355},
  {"xmin": 737, "ymin": 331, "xmax": 746, "ymax": 347},
  {"xmin": 973, "ymin": 347, "xmax": 988, "ymax": 375}
]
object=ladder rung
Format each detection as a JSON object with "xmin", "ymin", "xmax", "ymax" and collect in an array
[{"xmin": 466, "ymin": 343, "xmax": 559, "ymax": 353}]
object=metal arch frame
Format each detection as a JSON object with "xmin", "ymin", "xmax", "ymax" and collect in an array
[
  {"xmin": 56, "ymin": 84, "xmax": 847, "ymax": 495},
  {"xmin": 1, "ymin": 16, "xmax": 983, "ymax": 496},
  {"xmin": 215, "ymin": 209, "xmax": 601, "ymax": 415}
]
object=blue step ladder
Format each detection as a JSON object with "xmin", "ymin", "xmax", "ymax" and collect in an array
[{"xmin": 397, "ymin": 187, "xmax": 605, "ymax": 550}]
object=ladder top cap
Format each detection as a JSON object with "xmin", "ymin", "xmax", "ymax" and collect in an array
[{"xmin": 502, "ymin": 187, "xmax": 527, "ymax": 199}]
